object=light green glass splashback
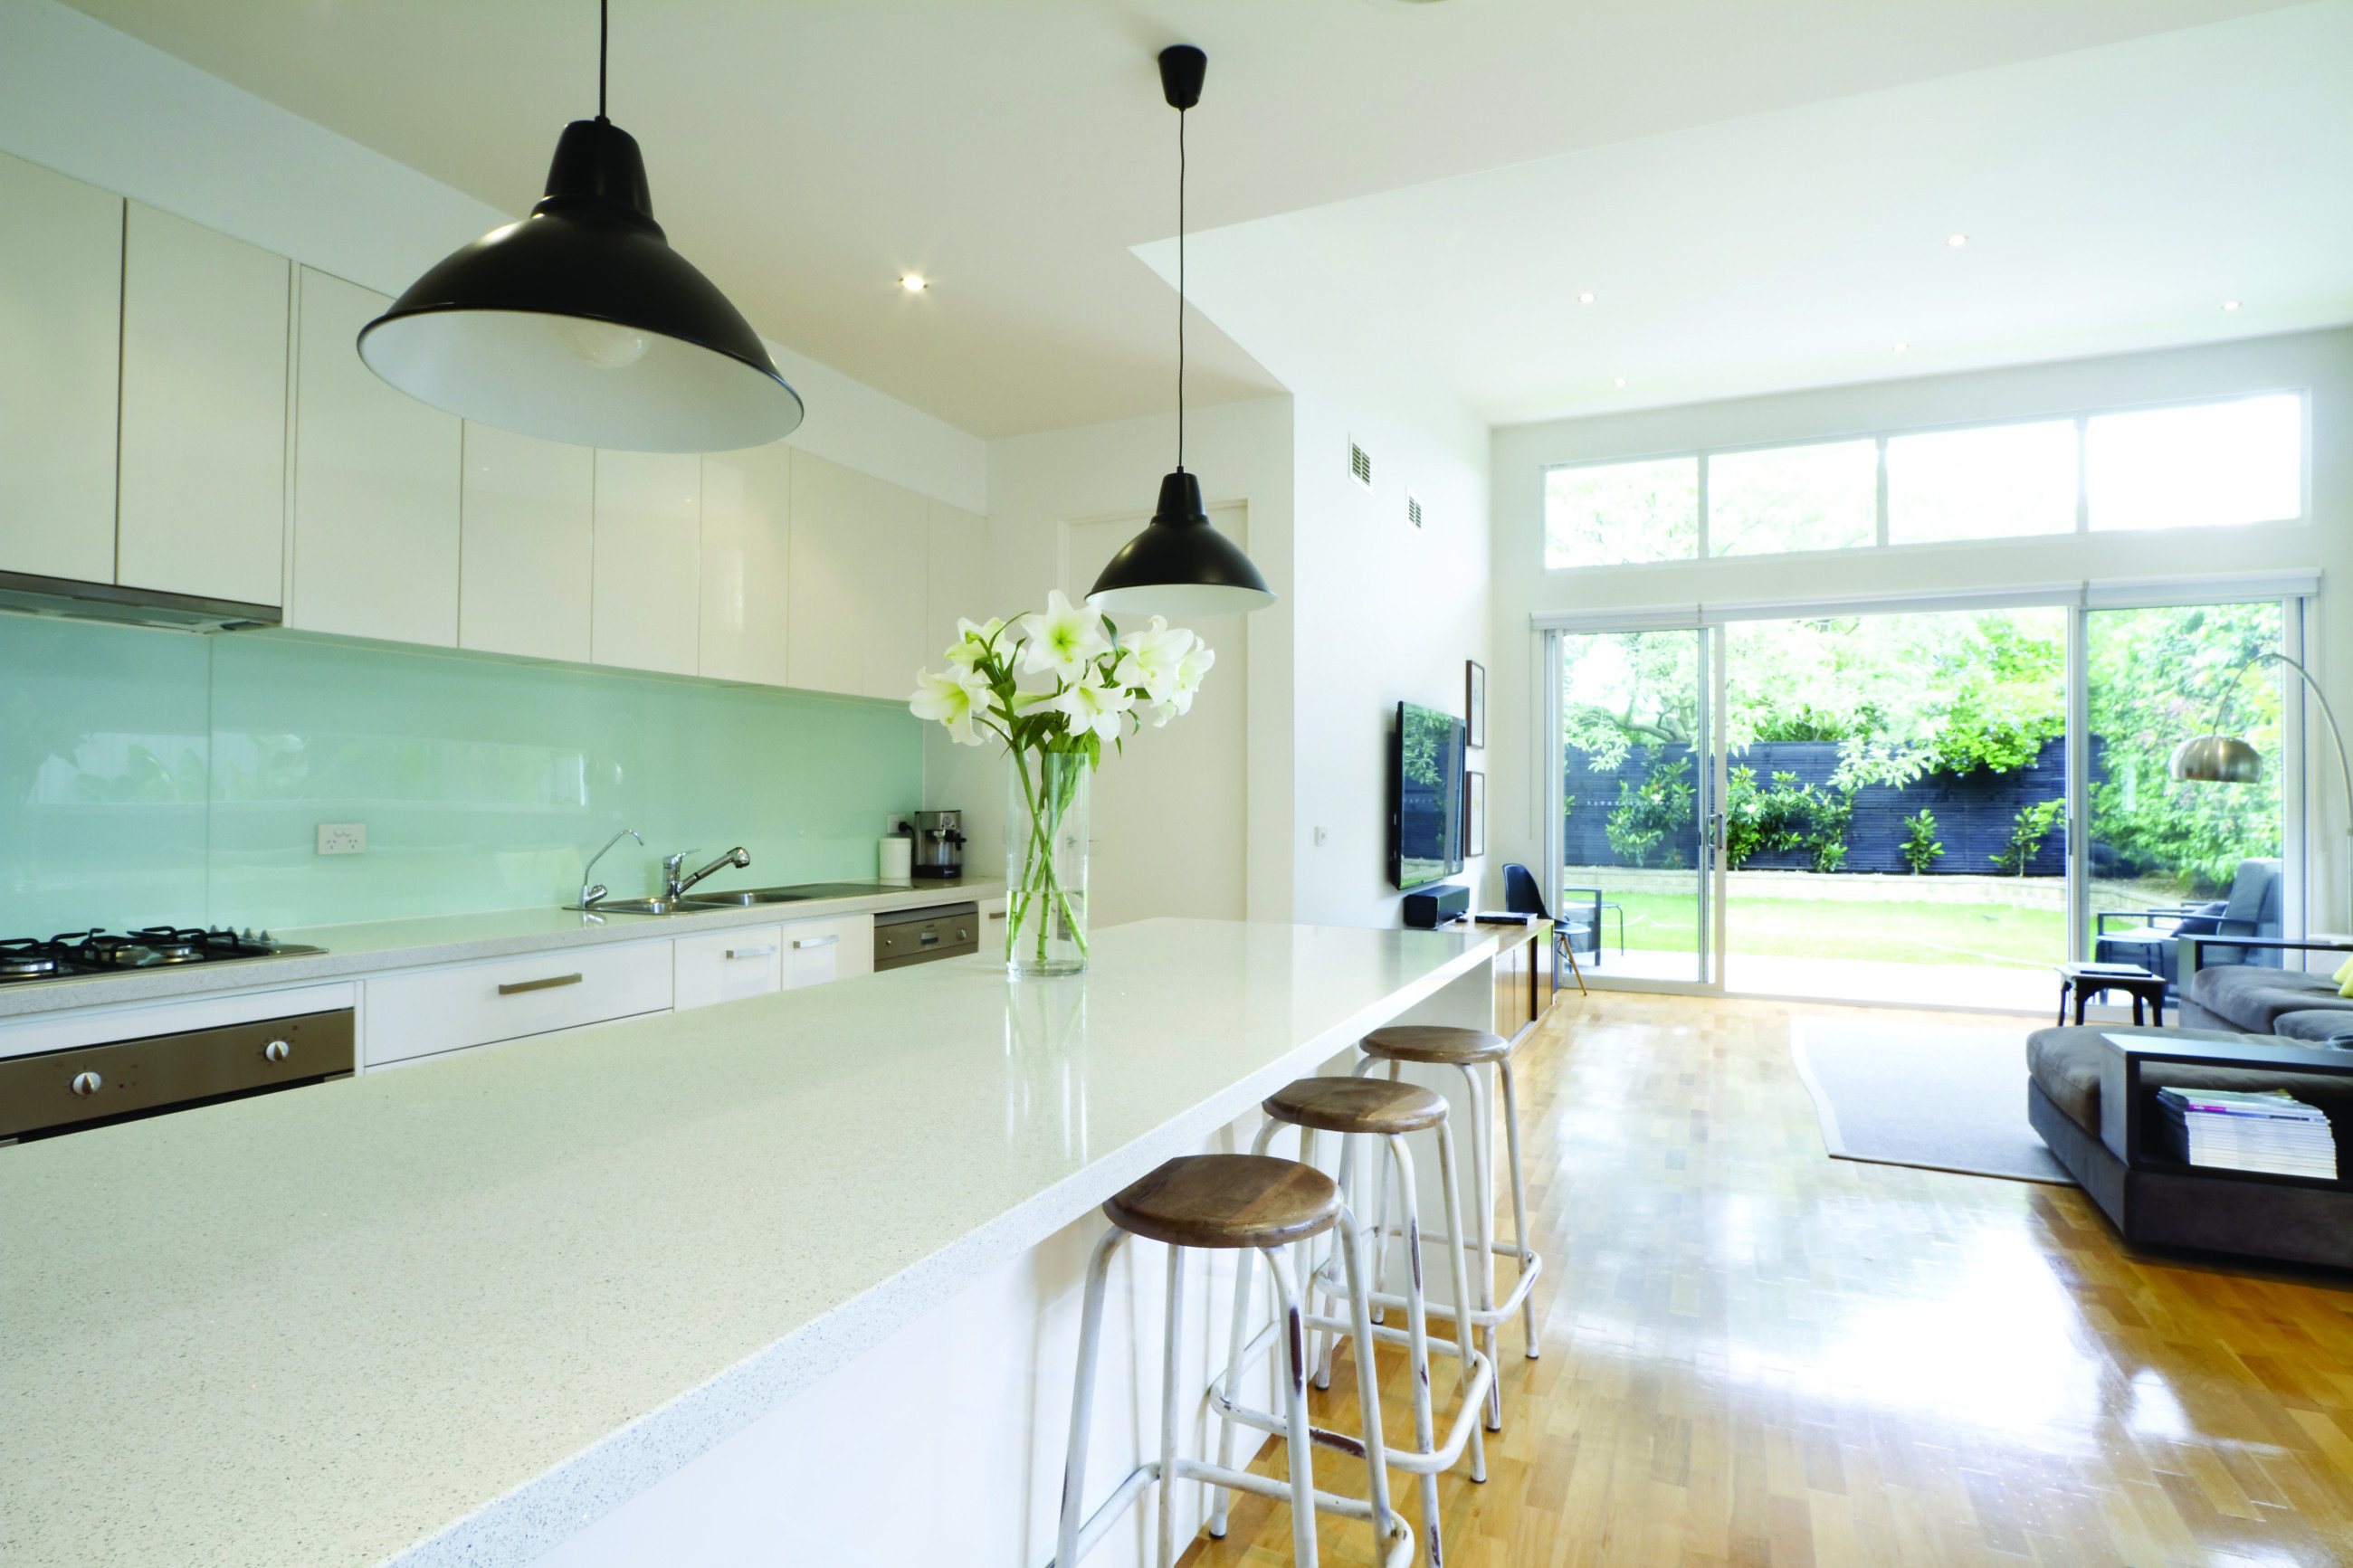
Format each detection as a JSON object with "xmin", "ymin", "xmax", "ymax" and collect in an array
[{"xmin": 0, "ymin": 614, "xmax": 921, "ymax": 934}]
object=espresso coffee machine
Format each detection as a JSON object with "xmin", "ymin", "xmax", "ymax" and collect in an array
[{"xmin": 911, "ymin": 811, "xmax": 965, "ymax": 879}]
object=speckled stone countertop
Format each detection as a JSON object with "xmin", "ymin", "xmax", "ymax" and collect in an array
[
  {"xmin": 0, "ymin": 879, "xmax": 1004, "ymax": 1021},
  {"xmin": 0, "ymin": 917, "xmax": 1509, "ymax": 1568}
]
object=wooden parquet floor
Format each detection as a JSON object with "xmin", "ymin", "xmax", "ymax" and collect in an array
[{"xmin": 1180, "ymin": 991, "xmax": 2353, "ymax": 1567}]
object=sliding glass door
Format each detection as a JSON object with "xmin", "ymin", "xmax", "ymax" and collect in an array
[{"xmin": 1555, "ymin": 627, "xmax": 1715, "ymax": 987}]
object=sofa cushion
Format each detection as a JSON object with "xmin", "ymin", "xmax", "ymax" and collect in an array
[
  {"xmin": 2186, "ymin": 965, "xmax": 2349, "ymax": 1033},
  {"xmin": 2027, "ymin": 1024, "xmax": 2353, "ymax": 1142},
  {"xmin": 2271, "ymin": 1010, "xmax": 2353, "ymax": 1044},
  {"xmin": 2174, "ymin": 899, "xmax": 2230, "ymax": 936}
]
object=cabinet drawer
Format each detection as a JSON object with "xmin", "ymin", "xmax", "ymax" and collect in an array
[
  {"xmin": 778, "ymin": 912, "xmax": 873, "ymax": 990},
  {"xmin": 364, "ymin": 941, "xmax": 672, "ymax": 1065},
  {"xmin": 674, "ymin": 925, "xmax": 782, "ymax": 1011}
]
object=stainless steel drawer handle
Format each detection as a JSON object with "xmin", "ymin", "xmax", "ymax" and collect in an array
[
  {"xmin": 263, "ymin": 1040, "xmax": 291, "ymax": 1063},
  {"xmin": 70, "ymin": 1071, "xmax": 102, "ymax": 1097},
  {"xmin": 792, "ymin": 936, "xmax": 837, "ymax": 949},
  {"xmin": 498, "ymin": 973, "xmax": 583, "ymax": 995},
  {"xmin": 919, "ymin": 932, "xmax": 939, "ymax": 945},
  {"xmin": 726, "ymin": 945, "xmax": 778, "ymax": 960},
  {"xmin": 986, "ymin": 910, "xmax": 1005, "ymax": 921}
]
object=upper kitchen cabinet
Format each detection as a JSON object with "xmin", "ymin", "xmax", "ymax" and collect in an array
[
  {"xmin": 0, "ymin": 151, "xmax": 123, "ymax": 584},
  {"xmin": 925, "ymin": 500, "xmax": 987, "ymax": 663},
  {"xmin": 700, "ymin": 442, "xmax": 792, "ymax": 687},
  {"xmin": 460, "ymin": 423, "xmax": 593, "ymax": 662},
  {"xmin": 117, "ymin": 204, "xmax": 291, "ymax": 608},
  {"xmin": 788, "ymin": 450, "xmax": 926, "ymax": 698},
  {"xmin": 290, "ymin": 268, "xmax": 462, "ymax": 646},
  {"xmin": 592, "ymin": 450, "xmax": 701, "ymax": 676}
]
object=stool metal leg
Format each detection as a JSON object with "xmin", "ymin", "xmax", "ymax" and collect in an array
[
  {"xmin": 1056, "ymin": 1227, "xmax": 1135, "ymax": 1568},
  {"xmin": 1431, "ymin": 1114, "xmax": 1488, "ymax": 1487},
  {"xmin": 1498, "ymin": 1060, "xmax": 1538, "ymax": 1360},
  {"xmin": 1453, "ymin": 1061, "xmax": 1502, "ymax": 1430},
  {"xmin": 1264, "ymin": 1246, "xmax": 1324, "ymax": 1568},
  {"xmin": 1158, "ymin": 1243, "xmax": 1185, "ymax": 1568}
]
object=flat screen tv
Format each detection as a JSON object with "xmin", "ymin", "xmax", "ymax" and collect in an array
[{"xmin": 1390, "ymin": 700, "xmax": 1465, "ymax": 889}]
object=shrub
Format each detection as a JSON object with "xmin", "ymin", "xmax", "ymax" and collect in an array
[
  {"xmin": 1901, "ymin": 809, "xmax": 1944, "ymax": 874},
  {"xmin": 1991, "ymin": 798, "xmax": 2063, "ymax": 877},
  {"xmin": 1606, "ymin": 754, "xmax": 1693, "ymax": 869}
]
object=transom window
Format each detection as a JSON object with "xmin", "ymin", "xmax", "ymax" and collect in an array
[{"xmin": 1542, "ymin": 392, "xmax": 2303, "ymax": 571}]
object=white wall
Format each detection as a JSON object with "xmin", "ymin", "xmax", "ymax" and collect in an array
[
  {"xmin": 1150, "ymin": 223, "xmax": 1493, "ymax": 927},
  {"xmin": 1488, "ymin": 327, "xmax": 2353, "ymax": 927},
  {"xmin": 960, "ymin": 397, "xmax": 1294, "ymax": 923},
  {"xmin": 0, "ymin": 0, "xmax": 984, "ymax": 512}
]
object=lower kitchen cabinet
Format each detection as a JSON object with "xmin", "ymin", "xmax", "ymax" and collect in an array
[
  {"xmin": 673, "ymin": 925, "xmax": 783, "ymax": 1011},
  {"xmin": 781, "ymin": 912, "xmax": 874, "ymax": 989},
  {"xmin": 363, "ymin": 939, "xmax": 673, "ymax": 1067}
]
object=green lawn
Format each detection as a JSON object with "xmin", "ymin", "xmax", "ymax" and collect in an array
[{"xmin": 1594, "ymin": 891, "xmax": 2067, "ymax": 968}]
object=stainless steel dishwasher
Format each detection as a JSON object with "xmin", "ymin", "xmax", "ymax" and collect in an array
[{"xmin": 872, "ymin": 902, "xmax": 980, "ymax": 971}]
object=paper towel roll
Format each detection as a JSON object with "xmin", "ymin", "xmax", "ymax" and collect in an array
[{"xmin": 879, "ymin": 836, "xmax": 912, "ymax": 882}]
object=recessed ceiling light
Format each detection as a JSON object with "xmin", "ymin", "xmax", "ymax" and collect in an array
[
  {"xmin": 1948, "ymin": 233, "xmax": 1967, "ymax": 248},
  {"xmin": 1893, "ymin": 341, "xmax": 1909, "ymax": 353},
  {"xmin": 1578, "ymin": 291, "xmax": 1596, "ymax": 305},
  {"xmin": 900, "ymin": 273, "xmax": 928, "ymax": 292},
  {"xmin": 2223, "ymin": 299, "xmax": 2241, "ymax": 311}
]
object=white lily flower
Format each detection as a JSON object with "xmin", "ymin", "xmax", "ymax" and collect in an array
[
  {"xmin": 909, "ymin": 667, "xmax": 993, "ymax": 746},
  {"xmin": 1048, "ymin": 671, "xmax": 1136, "ymax": 741},
  {"xmin": 1119, "ymin": 617, "xmax": 1197, "ymax": 705},
  {"xmin": 943, "ymin": 617, "xmax": 1008, "ymax": 674},
  {"xmin": 1016, "ymin": 590, "xmax": 1111, "ymax": 682},
  {"xmin": 1160, "ymin": 641, "xmax": 1216, "ymax": 717}
]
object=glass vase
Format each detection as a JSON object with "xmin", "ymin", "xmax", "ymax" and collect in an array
[{"xmin": 1005, "ymin": 750, "xmax": 1090, "ymax": 976}]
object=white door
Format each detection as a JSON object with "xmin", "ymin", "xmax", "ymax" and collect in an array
[{"xmin": 1062, "ymin": 506, "xmax": 1249, "ymax": 928}]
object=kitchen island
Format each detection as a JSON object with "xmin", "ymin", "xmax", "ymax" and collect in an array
[{"xmin": 2, "ymin": 918, "xmax": 1538, "ymax": 1568}]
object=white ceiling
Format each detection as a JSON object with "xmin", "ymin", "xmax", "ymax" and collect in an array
[
  {"xmin": 1181, "ymin": 0, "xmax": 2353, "ymax": 427},
  {"xmin": 60, "ymin": 0, "xmax": 2312, "ymax": 440}
]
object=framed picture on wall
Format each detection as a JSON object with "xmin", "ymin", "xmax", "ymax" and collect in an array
[
  {"xmin": 1463, "ymin": 770, "xmax": 1485, "ymax": 858},
  {"xmin": 1465, "ymin": 660, "xmax": 1485, "ymax": 749}
]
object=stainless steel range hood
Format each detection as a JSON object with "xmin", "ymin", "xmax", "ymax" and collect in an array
[{"xmin": 0, "ymin": 570, "xmax": 280, "ymax": 633}]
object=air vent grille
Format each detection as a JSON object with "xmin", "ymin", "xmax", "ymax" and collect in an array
[
  {"xmin": 1348, "ymin": 440, "xmax": 1372, "ymax": 489},
  {"xmin": 1406, "ymin": 492, "xmax": 1424, "ymax": 529}
]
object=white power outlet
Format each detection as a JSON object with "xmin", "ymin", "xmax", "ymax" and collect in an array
[
  {"xmin": 885, "ymin": 813, "xmax": 913, "ymax": 836},
  {"xmin": 317, "ymin": 823, "xmax": 367, "ymax": 856}
]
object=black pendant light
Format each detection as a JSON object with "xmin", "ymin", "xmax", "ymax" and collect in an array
[
  {"xmin": 1086, "ymin": 46, "xmax": 1275, "ymax": 618},
  {"xmin": 357, "ymin": 0, "xmax": 802, "ymax": 452}
]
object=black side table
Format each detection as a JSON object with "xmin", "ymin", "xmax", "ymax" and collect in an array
[{"xmin": 2057, "ymin": 963, "xmax": 2167, "ymax": 1027}]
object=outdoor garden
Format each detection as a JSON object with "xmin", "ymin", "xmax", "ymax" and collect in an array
[{"xmin": 1560, "ymin": 603, "xmax": 2283, "ymax": 974}]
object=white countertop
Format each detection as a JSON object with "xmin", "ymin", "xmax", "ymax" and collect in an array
[
  {"xmin": 0, "ymin": 879, "xmax": 1004, "ymax": 1020},
  {"xmin": 0, "ymin": 918, "xmax": 1510, "ymax": 1568}
]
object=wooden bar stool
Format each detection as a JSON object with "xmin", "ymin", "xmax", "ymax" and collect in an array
[
  {"xmin": 1357, "ymin": 1025, "xmax": 1544, "ymax": 1430},
  {"xmin": 1212, "ymin": 1078, "xmax": 1497, "ymax": 1567},
  {"xmin": 1052, "ymin": 1154, "xmax": 1414, "ymax": 1568}
]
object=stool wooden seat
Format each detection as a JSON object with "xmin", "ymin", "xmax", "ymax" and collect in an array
[
  {"xmin": 1360, "ymin": 1024, "xmax": 1511, "ymax": 1065},
  {"xmin": 1105, "ymin": 1154, "xmax": 1340, "ymax": 1250},
  {"xmin": 1264, "ymin": 1076, "xmax": 1448, "ymax": 1136}
]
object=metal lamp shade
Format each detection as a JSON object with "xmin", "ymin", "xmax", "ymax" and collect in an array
[
  {"xmin": 1086, "ymin": 471, "xmax": 1275, "ymax": 617},
  {"xmin": 359, "ymin": 119, "xmax": 801, "ymax": 452},
  {"xmin": 2168, "ymin": 733, "xmax": 2264, "ymax": 784}
]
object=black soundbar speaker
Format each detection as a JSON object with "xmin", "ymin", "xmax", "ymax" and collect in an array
[{"xmin": 1402, "ymin": 883, "xmax": 1469, "ymax": 928}]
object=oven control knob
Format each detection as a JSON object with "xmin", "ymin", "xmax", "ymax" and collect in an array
[
  {"xmin": 70, "ymin": 1071, "xmax": 102, "ymax": 1097},
  {"xmin": 263, "ymin": 1040, "xmax": 291, "ymax": 1063}
]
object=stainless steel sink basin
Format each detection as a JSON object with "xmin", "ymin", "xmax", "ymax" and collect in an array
[
  {"xmin": 677, "ymin": 888, "xmax": 819, "ymax": 908},
  {"xmin": 571, "ymin": 898, "xmax": 699, "ymax": 917}
]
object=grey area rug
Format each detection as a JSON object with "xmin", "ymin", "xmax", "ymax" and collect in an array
[{"xmin": 1789, "ymin": 1017, "xmax": 2074, "ymax": 1185}]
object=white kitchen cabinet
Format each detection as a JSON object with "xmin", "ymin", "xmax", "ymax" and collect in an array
[
  {"xmin": 673, "ymin": 924, "xmax": 783, "ymax": 1010},
  {"xmin": 0, "ymin": 150, "xmax": 123, "ymax": 584},
  {"xmin": 787, "ymin": 451, "xmax": 928, "ymax": 698},
  {"xmin": 362, "ymin": 939, "xmax": 673, "ymax": 1067},
  {"xmin": 699, "ymin": 442, "xmax": 792, "ymax": 685},
  {"xmin": 290, "ymin": 268, "xmax": 462, "ymax": 645},
  {"xmin": 117, "ymin": 203, "xmax": 291, "ymax": 607},
  {"xmin": 859, "ymin": 481, "xmax": 929, "ymax": 700},
  {"xmin": 592, "ymin": 450, "xmax": 701, "ymax": 676},
  {"xmin": 780, "ymin": 911, "xmax": 874, "ymax": 989},
  {"xmin": 459, "ymin": 423, "xmax": 594, "ymax": 661},
  {"xmin": 925, "ymin": 499, "xmax": 987, "ymax": 663}
]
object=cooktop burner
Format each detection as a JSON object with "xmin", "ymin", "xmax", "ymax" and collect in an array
[{"xmin": 0, "ymin": 927, "xmax": 327, "ymax": 984}]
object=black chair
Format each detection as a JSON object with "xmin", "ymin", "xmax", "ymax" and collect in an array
[
  {"xmin": 1501, "ymin": 863, "xmax": 1587, "ymax": 996},
  {"xmin": 2094, "ymin": 857, "xmax": 2282, "ymax": 994}
]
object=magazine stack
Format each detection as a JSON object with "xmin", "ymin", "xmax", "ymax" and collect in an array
[{"xmin": 2154, "ymin": 1087, "xmax": 2337, "ymax": 1179}]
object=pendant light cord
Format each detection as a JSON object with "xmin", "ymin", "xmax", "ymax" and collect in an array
[
  {"xmin": 597, "ymin": 0, "xmax": 609, "ymax": 120},
  {"xmin": 1176, "ymin": 104, "xmax": 1186, "ymax": 474}
]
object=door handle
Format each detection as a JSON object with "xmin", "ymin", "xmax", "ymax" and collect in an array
[
  {"xmin": 725, "ymin": 945, "xmax": 777, "ymax": 960},
  {"xmin": 498, "ymin": 973, "xmax": 582, "ymax": 995},
  {"xmin": 793, "ymin": 936, "xmax": 838, "ymax": 949}
]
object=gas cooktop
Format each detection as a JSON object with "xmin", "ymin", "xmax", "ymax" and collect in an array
[{"xmin": 0, "ymin": 927, "xmax": 327, "ymax": 985}]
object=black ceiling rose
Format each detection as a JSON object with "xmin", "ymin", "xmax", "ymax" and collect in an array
[
  {"xmin": 1088, "ymin": 44, "xmax": 1276, "ymax": 618},
  {"xmin": 357, "ymin": 4, "xmax": 802, "ymax": 452}
]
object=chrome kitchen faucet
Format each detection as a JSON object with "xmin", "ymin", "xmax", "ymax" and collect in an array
[
  {"xmin": 664, "ymin": 847, "xmax": 751, "ymax": 901},
  {"xmin": 578, "ymin": 828, "xmax": 643, "ymax": 909}
]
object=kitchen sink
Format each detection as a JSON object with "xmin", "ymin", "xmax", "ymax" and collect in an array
[
  {"xmin": 573, "ymin": 898, "xmax": 700, "ymax": 917},
  {"xmin": 677, "ymin": 888, "xmax": 820, "ymax": 908}
]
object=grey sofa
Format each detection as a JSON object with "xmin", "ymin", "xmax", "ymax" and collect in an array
[
  {"xmin": 2180, "ymin": 930, "xmax": 2353, "ymax": 1041},
  {"xmin": 2028, "ymin": 1022, "xmax": 2353, "ymax": 1268}
]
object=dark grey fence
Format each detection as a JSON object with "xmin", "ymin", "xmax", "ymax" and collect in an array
[{"xmin": 1563, "ymin": 736, "xmax": 2082, "ymax": 877}]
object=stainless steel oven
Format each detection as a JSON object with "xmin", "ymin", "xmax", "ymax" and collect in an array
[
  {"xmin": 0, "ymin": 1009, "xmax": 355, "ymax": 1144},
  {"xmin": 872, "ymin": 902, "xmax": 980, "ymax": 971}
]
